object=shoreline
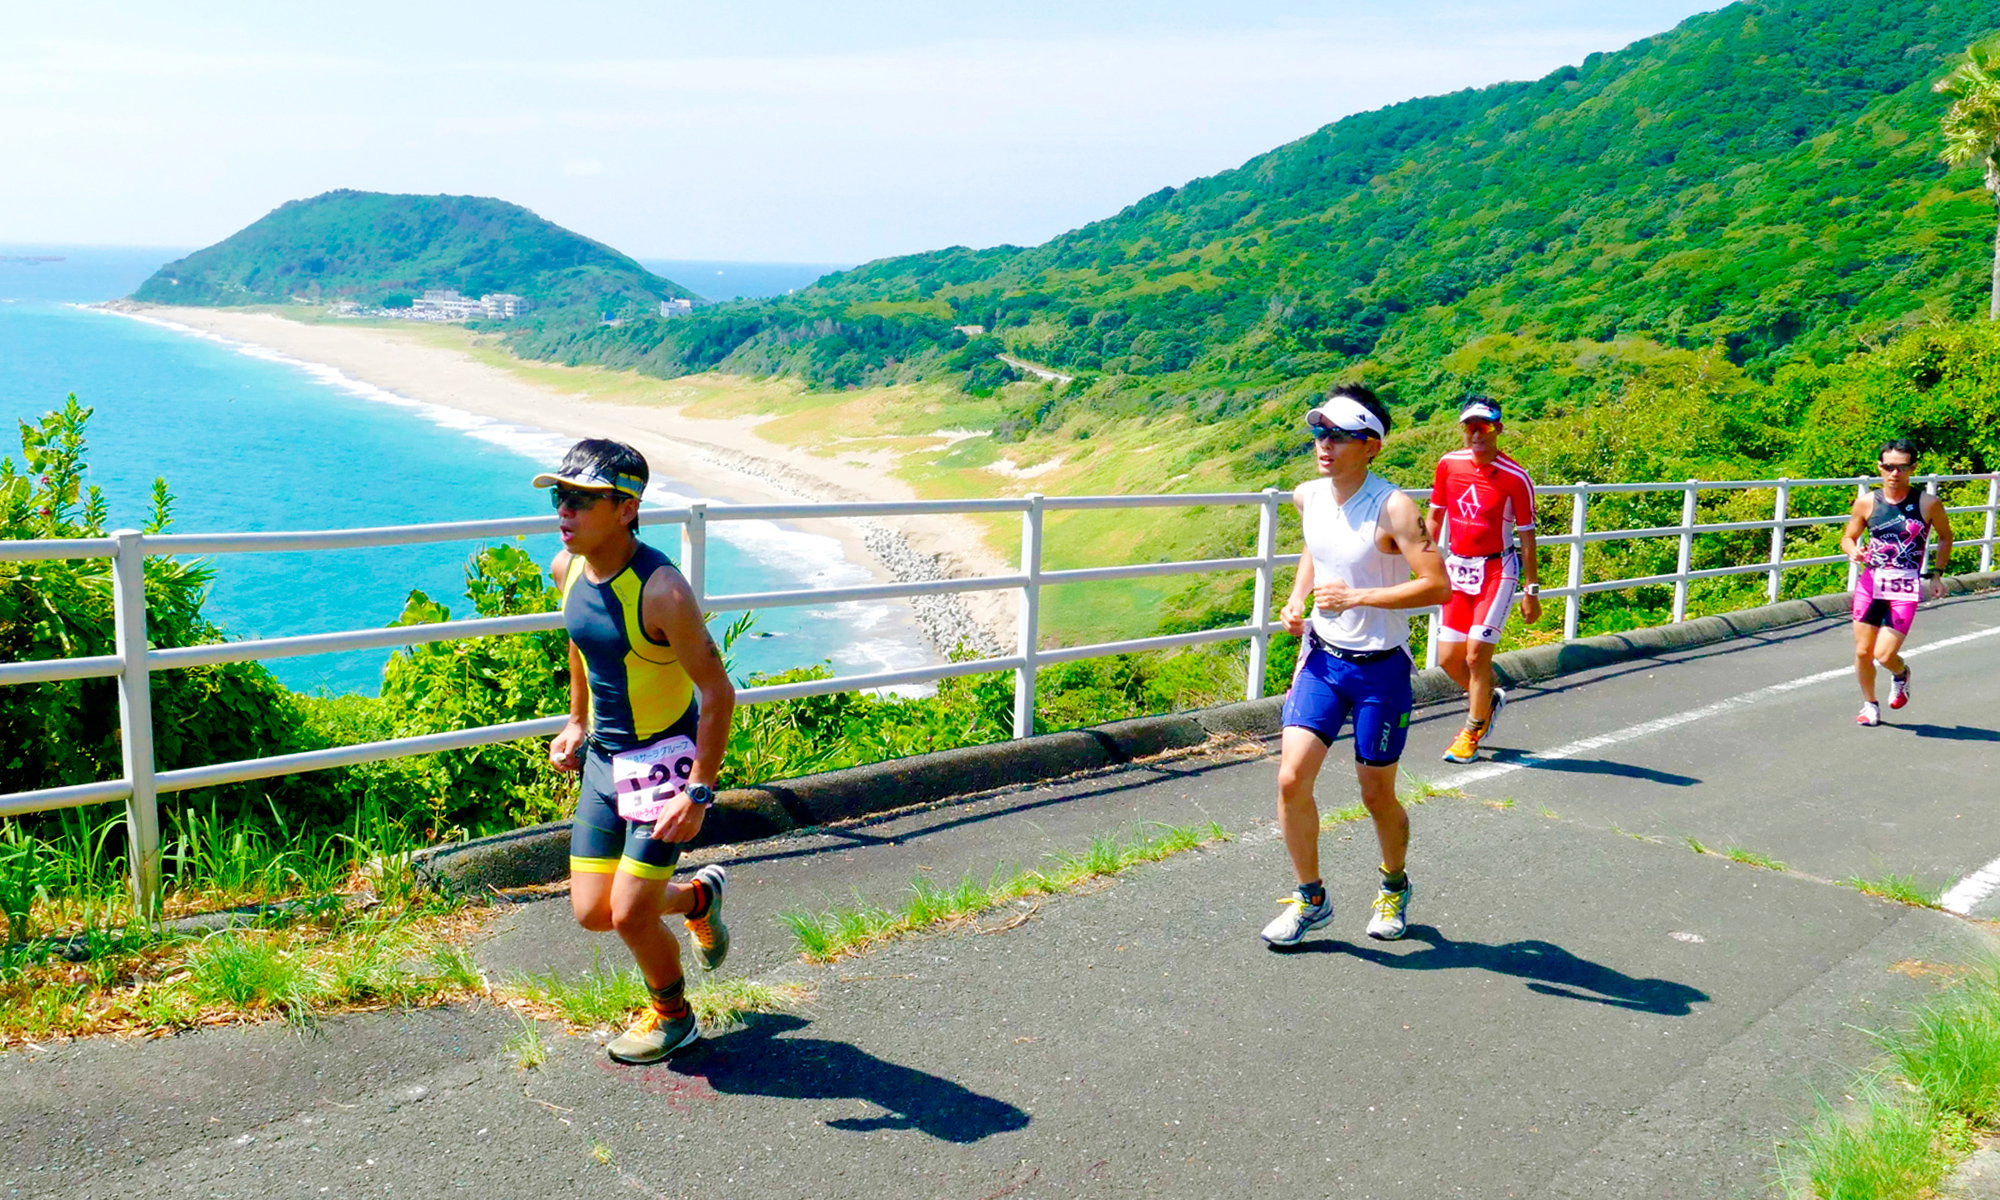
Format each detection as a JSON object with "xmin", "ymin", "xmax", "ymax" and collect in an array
[{"xmin": 105, "ymin": 303, "xmax": 1013, "ymax": 658}]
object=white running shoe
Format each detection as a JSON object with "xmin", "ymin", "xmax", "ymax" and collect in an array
[
  {"xmin": 1486, "ymin": 688, "xmax": 1508, "ymax": 738},
  {"xmin": 1261, "ymin": 889, "xmax": 1334, "ymax": 946},
  {"xmin": 1366, "ymin": 880, "xmax": 1414, "ymax": 941},
  {"xmin": 1888, "ymin": 669, "xmax": 1911, "ymax": 711},
  {"xmin": 1856, "ymin": 701, "xmax": 1881, "ymax": 727}
]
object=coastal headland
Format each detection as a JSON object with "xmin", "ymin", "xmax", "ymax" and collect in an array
[{"xmin": 111, "ymin": 303, "xmax": 1019, "ymax": 657}]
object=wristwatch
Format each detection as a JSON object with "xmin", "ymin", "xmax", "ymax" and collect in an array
[
  {"xmin": 1524, "ymin": 583, "xmax": 1541, "ymax": 597},
  {"xmin": 687, "ymin": 783, "xmax": 716, "ymax": 808}
]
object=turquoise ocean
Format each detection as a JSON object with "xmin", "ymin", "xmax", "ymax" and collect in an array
[{"xmin": 0, "ymin": 247, "xmax": 928, "ymax": 695}]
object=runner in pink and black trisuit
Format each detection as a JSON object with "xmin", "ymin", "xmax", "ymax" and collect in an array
[{"xmin": 1839, "ymin": 438, "xmax": 1953, "ymax": 727}]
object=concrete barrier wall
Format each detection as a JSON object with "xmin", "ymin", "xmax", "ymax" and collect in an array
[{"xmin": 414, "ymin": 571, "xmax": 1999, "ymax": 893}]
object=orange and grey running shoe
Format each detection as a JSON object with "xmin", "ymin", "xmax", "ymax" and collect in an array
[
  {"xmin": 685, "ymin": 864, "xmax": 729, "ymax": 972},
  {"xmin": 1442, "ymin": 724, "xmax": 1484, "ymax": 764},
  {"xmin": 606, "ymin": 1006, "xmax": 698, "ymax": 1064}
]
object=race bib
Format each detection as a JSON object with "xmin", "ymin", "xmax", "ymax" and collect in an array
[
  {"xmin": 1872, "ymin": 567, "xmax": 1921, "ymax": 600},
  {"xmin": 611, "ymin": 735, "xmax": 698, "ymax": 824},
  {"xmin": 1446, "ymin": 554, "xmax": 1487, "ymax": 595}
]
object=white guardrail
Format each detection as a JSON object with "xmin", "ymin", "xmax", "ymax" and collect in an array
[{"xmin": 2, "ymin": 473, "xmax": 1997, "ymax": 906}]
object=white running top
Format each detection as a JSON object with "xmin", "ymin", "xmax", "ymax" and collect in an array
[{"xmin": 1298, "ymin": 472, "xmax": 1410, "ymax": 653}]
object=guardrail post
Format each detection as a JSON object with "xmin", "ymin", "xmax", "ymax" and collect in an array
[
  {"xmin": 683, "ymin": 502, "xmax": 707, "ymax": 606},
  {"xmin": 1983, "ymin": 475, "xmax": 1998, "ymax": 575},
  {"xmin": 1766, "ymin": 478, "xmax": 1790, "ymax": 603},
  {"xmin": 111, "ymin": 530, "xmax": 160, "ymax": 918},
  {"xmin": 1672, "ymin": 480, "xmax": 1698, "ymax": 623},
  {"xmin": 1012, "ymin": 494, "xmax": 1044, "ymax": 739},
  {"xmin": 1245, "ymin": 488, "xmax": 1280, "ymax": 701},
  {"xmin": 1563, "ymin": 485, "xmax": 1588, "ymax": 641}
]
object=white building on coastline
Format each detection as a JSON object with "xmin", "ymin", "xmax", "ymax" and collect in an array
[
  {"xmin": 404, "ymin": 290, "xmax": 535, "ymax": 321},
  {"xmin": 659, "ymin": 298, "xmax": 694, "ymax": 317}
]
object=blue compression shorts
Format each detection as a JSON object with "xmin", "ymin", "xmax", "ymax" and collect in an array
[{"xmin": 1281, "ymin": 641, "xmax": 1414, "ymax": 767}]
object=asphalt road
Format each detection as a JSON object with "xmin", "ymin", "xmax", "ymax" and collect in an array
[{"xmin": 5, "ymin": 594, "xmax": 1999, "ymax": 1199}]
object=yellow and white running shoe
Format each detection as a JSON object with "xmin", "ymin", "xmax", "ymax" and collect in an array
[{"xmin": 1366, "ymin": 881, "xmax": 1414, "ymax": 941}]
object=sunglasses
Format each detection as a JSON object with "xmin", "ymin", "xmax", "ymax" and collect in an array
[
  {"xmin": 1462, "ymin": 420, "xmax": 1497, "ymax": 435},
  {"xmin": 1309, "ymin": 425, "xmax": 1375, "ymax": 443},
  {"xmin": 1877, "ymin": 461, "xmax": 1913, "ymax": 473},
  {"xmin": 550, "ymin": 486, "xmax": 618, "ymax": 511}
]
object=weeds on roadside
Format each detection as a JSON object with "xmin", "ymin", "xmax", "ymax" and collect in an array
[
  {"xmin": 1844, "ymin": 873, "xmax": 1943, "ymax": 909},
  {"xmin": 503, "ymin": 1018, "xmax": 547, "ymax": 1070},
  {"xmin": 0, "ymin": 902, "xmax": 482, "ymax": 1043},
  {"xmin": 1783, "ymin": 1085, "xmax": 1965, "ymax": 1200},
  {"xmin": 1779, "ymin": 962, "xmax": 2000, "ymax": 1198},
  {"xmin": 779, "ymin": 821, "xmax": 1229, "ymax": 962},
  {"xmin": 1320, "ymin": 804, "xmax": 1368, "ymax": 830},
  {"xmin": 501, "ymin": 955, "xmax": 812, "ymax": 1031},
  {"xmin": 1725, "ymin": 847, "xmax": 1788, "ymax": 872}
]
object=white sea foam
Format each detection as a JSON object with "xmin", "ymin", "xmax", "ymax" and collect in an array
[{"xmin": 88, "ymin": 304, "xmax": 923, "ymax": 678}]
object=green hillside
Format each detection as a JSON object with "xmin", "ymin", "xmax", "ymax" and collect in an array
[
  {"xmin": 521, "ymin": 0, "xmax": 1998, "ymax": 430},
  {"xmin": 133, "ymin": 190, "xmax": 695, "ymax": 316}
]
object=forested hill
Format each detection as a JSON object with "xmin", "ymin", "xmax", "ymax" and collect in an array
[
  {"xmin": 133, "ymin": 191, "xmax": 696, "ymax": 315},
  {"xmin": 521, "ymin": 0, "xmax": 2000, "ymax": 434}
]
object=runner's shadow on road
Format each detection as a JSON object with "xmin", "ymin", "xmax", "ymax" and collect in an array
[
  {"xmin": 1284, "ymin": 926, "xmax": 1709, "ymax": 1016},
  {"xmin": 1889, "ymin": 723, "xmax": 2000, "ymax": 742},
  {"xmin": 1482, "ymin": 748, "xmax": 1701, "ymax": 786},
  {"xmin": 685, "ymin": 1014, "xmax": 1029, "ymax": 1142}
]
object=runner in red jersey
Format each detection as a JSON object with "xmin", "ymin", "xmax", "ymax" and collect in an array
[{"xmin": 1425, "ymin": 397, "xmax": 1542, "ymax": 763}]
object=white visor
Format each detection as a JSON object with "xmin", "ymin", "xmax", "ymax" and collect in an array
[{"xmin": 1306, "ymin": 396, "xmax": 1385, "ymax": 438}]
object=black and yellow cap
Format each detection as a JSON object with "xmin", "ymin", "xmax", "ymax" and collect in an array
[{"xmin": 531, "ymin": 439, "xmax": 649, "ymax": 498}]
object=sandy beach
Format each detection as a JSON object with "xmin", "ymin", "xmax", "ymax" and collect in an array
[{"xmin": 115, "ymin": 305, "xmax": 1018, "ymax": 656}]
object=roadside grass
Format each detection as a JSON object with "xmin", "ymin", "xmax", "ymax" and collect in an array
[
  {"xmin": 0, "ymin": 901, "xmax": 484, "ymax": 1043},
  {"xmin": 1845, "ymin": 873, "xmax": 1945, "ymax": 909},
  {"xmin": 502, "ymin": 1017, "xmax": 547, "ymax": 1070},
  {"xmin": 0, "ymin": 805, "xmax": 479, "ymax": 1045},
  {"xmin": 1321, "ymin": 804, "xmax": 1367, "ymax": 830},
  {"xmin": 1, "ymin": 801, "xmax": 428, "ymax": 946},
  {"xmin": 1319, "ymin": 776, "xmax": 1466, "ymax": 830},
  {"xmin": 1725, "ymin": 847, "xmax": 1789, "ymax": 872},
  {"xmin": 778, "ymin": 821, "xmax": 1229, "ymax": 962},
  {"xmin": 1780, "ymin": 961, "xmax": 2000, "ymax": 1198},
  {"xmin": 499, "ymin": 960, "xmax": 813, "ymax": 1032},
  {"xmin": 1785, "ymin": 1087, "xmax": 1967, "ymax": 1200}
]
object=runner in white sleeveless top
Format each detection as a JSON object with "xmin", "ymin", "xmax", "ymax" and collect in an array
[{"xmin": 1263, "ymin": 386, "xmax": 1449, "ymax": 947}]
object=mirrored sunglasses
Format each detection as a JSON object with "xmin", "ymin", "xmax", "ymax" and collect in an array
[{"xmin": 551, "ymin": 486, "xmax": 617, "ymax": 511}]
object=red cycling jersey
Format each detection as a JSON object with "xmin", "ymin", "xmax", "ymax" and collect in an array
[{"xmin": 1430, "ymin": 449, "xmax": 1537, "ymax": 557}]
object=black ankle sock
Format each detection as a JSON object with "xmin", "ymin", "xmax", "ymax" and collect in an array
[
  {"xmin": 648, "ymin": 978, "xmax": 690, "ymax": 1020},
  {"xmin": 1380, "ymin": 866, "xmax": 1408, "ymax": 892},
  {"xmin": 1298, "ymin": 881, "xmax": 1326, "ymax": 907}
]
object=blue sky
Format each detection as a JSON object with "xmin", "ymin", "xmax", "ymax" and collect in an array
[{"xmin": 2, "ymin": 2, "xmax": 1721, "ymax": 263}]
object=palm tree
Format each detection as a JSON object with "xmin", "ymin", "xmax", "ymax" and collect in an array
[{"xmin": 1937, "ymin": 45, "xmax": 2000, "ymax": 319}]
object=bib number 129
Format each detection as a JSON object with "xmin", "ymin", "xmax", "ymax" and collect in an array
[{"xmin": 611, "ymin": 735, "xmax": 698, "ymax": 824}]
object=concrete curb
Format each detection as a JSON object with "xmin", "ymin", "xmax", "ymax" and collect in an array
[{"xmin": 413, "ymin": 571, "xmax": 1999, "ymax": 893}]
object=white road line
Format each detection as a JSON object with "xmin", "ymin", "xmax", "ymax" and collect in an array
[
  {"xmin": 1941, "ymin": 861, "xmax": 2000, "ymax": 915},
  {"xmin": 1440, "ymin": 623, "xmax": 2000, "ymax": 790},
  {"xmin": 1439, "ymin": 623, "xmax": 2000, "ymax": 912}
]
